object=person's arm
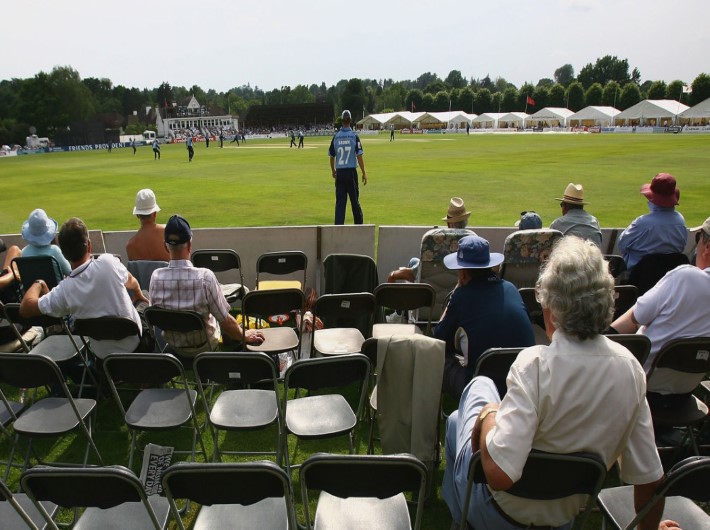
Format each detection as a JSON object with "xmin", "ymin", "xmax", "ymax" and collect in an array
[
  {"xmin": 471, "ymin": 404, "xmax": 514, "ymax": 490},
  {"xmin": 125, "ymin": 272, "xmax": 149, "ymax": 304},
  {"xmin": 330, "ymin": 156, "xmax": 336, "ymax": 178},
  {"xmin": 357, "ymin": 154, "xmax": 367, "ymax": 185},
  {"xmin": 658, "ymin": 521, "xmax": 681, "ymax": 530},
  {"xmin": 634, "ymin": 479, "xmax": 664, "ymax": 530},
  {"xmin": 220, "ymin": 314, "xmax": 264, "ymax": 344},
  {"xmin": 610, "ymin": 306, "xmax": 640, "ymax": 334},
  {"xmin": 19, "ymin": 279, "xmax": 49, "ymax": 317}
]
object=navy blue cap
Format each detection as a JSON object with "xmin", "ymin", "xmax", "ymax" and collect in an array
[{"xmin": 165, "ymin": 214, "xmax": 192, "ymax": 245}]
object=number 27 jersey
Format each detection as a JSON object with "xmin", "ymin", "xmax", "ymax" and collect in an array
[{"xmin": 328, "ymin": 128, "xmax": 363, "ymax": 170}]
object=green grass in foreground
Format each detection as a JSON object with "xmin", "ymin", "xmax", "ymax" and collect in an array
[{"xmin": 0, "ymin": 132, "xmax": 708, "ymax": 235}]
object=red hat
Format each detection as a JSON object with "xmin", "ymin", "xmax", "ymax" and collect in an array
[{"xmin": 640, "ymin": 173, "xmax": 679, "ymax": 208}]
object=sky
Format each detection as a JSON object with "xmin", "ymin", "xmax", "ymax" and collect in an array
[{"xmin": 2, "ymin": 0, "xmax": 708, "ymax": 94}]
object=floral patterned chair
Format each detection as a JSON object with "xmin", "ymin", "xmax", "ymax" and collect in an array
[{"xmin": 500, "ymin": 229, "xmax": 563, "ymax": 288}]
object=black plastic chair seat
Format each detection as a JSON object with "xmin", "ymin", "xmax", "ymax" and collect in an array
[
  {"xmin": 315, "ymin": 491, "xmax": 411, "ymax": 530},
  {"xmin": 246, "ymin": 327, "xmax": 299, "ymax": 353},
  {"xmin": 75, "ymin": 494, "xmax": 170, "ymax": 529},
  {"xmin": 124, "ymin": 388, "xmax": 198, "ymax": 430},
  {"xmin": 598, "ymin": 486, "xmax": 708, "ymax": 530},
  {"xmin": 0, "ymin": 400, "xmax": 25, "ymax": 428},
  {"xmin": 13, "ymin": 397, "xmax": 96, "ymax": 437},
  {"xmin": 652, "ymin": 395, "xmax": 708, "ymax": 428},
  {"xmin": 0, "ymin": 493, "xmax": 57, "ymax": 530},
  {"xmin": 286, "ymin": 394, "xmax": 356, "ymax": 439},
  {"xmin": 314, "ymin": 328, "xmax": 365, "ymax": 355},
  {"xmin": 193, "ymin": 497, "xmax": 288, "ymax": 529},
  {"xmin": 210, "ymin": 389, "xmax": 278, "ymax": 430},
  {"xmin": 372, "ymin": 322, "xmax": 422, "ymax": 338},
  {"xmin": 29, "ymin": 334, "xmax": 85, "ymax": 363}
]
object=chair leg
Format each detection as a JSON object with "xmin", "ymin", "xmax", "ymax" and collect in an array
[{"xmin": 128, "ymin": 430, "xmax": 137, "ymax": 469}]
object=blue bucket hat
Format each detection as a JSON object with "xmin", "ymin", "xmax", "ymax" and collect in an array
[{"xmin": 444, "ymin": 235, "xmax": 504, "ymax": 270}]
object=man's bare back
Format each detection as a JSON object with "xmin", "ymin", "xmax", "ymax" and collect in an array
[{"xmin": 126, "ymin": 223, "xmax": 170, "ymax": 261}]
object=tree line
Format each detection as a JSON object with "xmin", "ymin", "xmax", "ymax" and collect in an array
[{"xmin": 1, "ymin": 55, "xmax": 709, "ymax": 145}]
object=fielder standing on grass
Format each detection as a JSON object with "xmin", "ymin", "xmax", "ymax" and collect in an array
[
  {"xmin": 186, "ymin": 134, "xmax": 194, "ymax": 162},
  {"xmin": 329, "ymin": 110, "xmax": 367, "ymax": 225}
]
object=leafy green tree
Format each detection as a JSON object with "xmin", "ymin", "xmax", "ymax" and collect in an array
[
  {"xmin": 384, "ymin": 82, "xmax": 407, "ymax": 111},
  {"xmin": 517, "ymin": 83, "xmax": 535, "ymax": 109},
  {"xmin": 639, "ymin": 80, "xmax": 653, "ymax": 96},
  {"xmin": 18, "ymin": 72, "xmax": 59, "ymax": 136},
  {"xmin": 646, "ymin": 81, "xmax": 667, "ymax": 100},
  {"xmin": 448, "ymin": 88, "xmax": 462, "ymax": 110},
  {"xmin": 619, "ymin": 82, "xmax": 642, "ymax": 110},
  {"xmin": 156, "ymin": 82, "xmax": 174, "ymax": 107},
  {"xmin": 532, "ymin": 86, "xmax": 549, "ymax": 109},
  {"xmin": 584, "ymin": 83, "xmax": 603, "ymax": 106},
  {"xmin": 340, "ymin": 78, "xmax": 367, "ymax": 118},
  {"xmin": 495, "ymin": 77, "xmax": 515, "ymax": 93},
  {"xmin": 434, "ymin": 91, "xmax": 449, "ymax": 111},
  {"xmin": 458, "ymin": 87, "xmax": 475, "ymax": 114},
  {"xmin": 473, "ymin": 88, "xmax": 492, "ymax": 115},
  {"xmin": 690, "ymin": 73, "xmax": 710, "ymax": 105},
  {"xmin": 405, "ymin": 89, "xmax": 424, "ymax": 112},
  {"xmin": 444, "ymin": 70, "xmax": 466, "ymax": 89},
  {"xmin": 289, "ymin": 85, "xmax": 315, "ymax": 104},
  {"xmin": 602, "ymin": 81, "xmax": 621, "ymax": 107},
  {"xmin": 473, "ymin": 75, "xmax": 494, "ymax": 91},
  {"xmin": 554, "ymin": 64, "xmax": 575, "ymax": 86},
  {"xmin": 0, "ymin": 78, "xmax": 24, "ymax": 120},
  {"xmin": 536, "ymin": 78, "xmax": 554, "ymax": 88},
  {"xmin": 665, "ymin": 80, "xmax": 688, "ymax": 104},
  {"xmin": 578, "ymin": 55, "xmax": 633, "ymax": 88},
  {"xmin": 414, "ymin": 72, "xmax": 439, "ymax": 90},
  {"xmin": 421, "ymin": 93, "xmax": 435, "ymax": 111},
  {"xmin": 424, "ymin": 80, "xmax": 447, "ymax": 95},
  {"xmin": 490, "ymin": 92, "xmax": 503, "ymax": 113},
  {"xmin": 548, "ymin": 84, "xmax": 566, "ymax": 107},
  {"xmin": 565, "ymin": 81, "xmax": 585, "ymax": 111},
  {"xmin": 501, "ymin": 87, "xmax": 518, "ymax": 112}
]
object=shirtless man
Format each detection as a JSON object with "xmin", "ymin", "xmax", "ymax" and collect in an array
[{"xmin": 126, "ymin": 189, "xmax": 170, "ymax": 261}]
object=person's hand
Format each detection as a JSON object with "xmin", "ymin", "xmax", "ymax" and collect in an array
[
  {"xmin": 245, "ymin": 329, "xmax": 265, "ymax": 344},
  {"xmin": 659, "ymin": 520, "xmax": 681, "ymax": 530},
  {"xmin": 471, "ymin": 404, "xmax": 498, "ymax": 453},
  {"xmin": 362, "ymin": 172, "xmax": 367, "ymax": 186}
]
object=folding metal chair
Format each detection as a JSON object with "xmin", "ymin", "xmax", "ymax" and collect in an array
[
  {"xmin": 628, "ymin": 252, "xmax": 689, "ymax": 296},
  {"xmin": 282, "ymin": 354, "xmax": 370, "ymax": 472},
  {"xmin": 646, "ymin": 337, "xmax": 710, "ymax": 456},
  {"xmin": 126, "ymin": 260, "xmax": 168, "ymax": 291},
  {"xmin": 372, "ymin": 282, "xmax": 436, "ymax": 337},
  {"xmin": 0, "ymin": 353, "xmax": 103, "ymax": 479},
  {"xmin": 21, "ymin": 465, "xmax": 170, "ymax": 530},
  {"xmin": 300, "ymin": 453, "xmax": 428, "ymax": 530},
  {"xmin": 11, "ymin": 256, "xmax": 63, "ymax": 297},
  {"xmin": 459, "ymin": 450, "xmax": 607, "ymax": 530},
  {"xmin": 162, "ymin": 461, "xmax": 296, "ymax": 530},
  {"xmin": 473, "ymin": 347, "xmax": 524, "ymax": 398},
  {"xmin": 256, "ymin": 250, "xmax": 307, "ymax": 291},
  {"xmin": 193, "ymin": 352, "xmax": 282, "ymax": 463},
  {"xmin": 0, "ymin": 475, "xmax": 57, "ymax": 530},
  {"xmin": 321, "ymin": 253, "xmax": 378, "ymax": 295},
  {"xmin": 612, "ymin": 285, "xmax": 638, "ymax": 320},
  {"xmin": 605, "ymin": 333, "xmax": 651, "ymax": 366},
  {"xmin": 240, "ymin": 288, "xmax": 305, "ymax": 360},
  {"xmin": 597, "ymin": 456, "xmax": 710, "ymax": 530},
  {"xmin": 102, "ymin": 352, "xmax": 208, "ymax": 470},
  {"xmin": 73, "ymin": 316, "xmax": 142, "ymax": 360},
  {"xmin": 311, "ymin": 292, "xmax": 375, "ymax": 357},
  {"xmin": 191, "ymin": 249, "xmax": 248, "ymax": 305},
  {"xmin": 144, "ymin": 306, "xmax": 214, "ymax": 358}
]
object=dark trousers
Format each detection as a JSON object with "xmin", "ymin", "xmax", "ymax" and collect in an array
[
  {"xmin": 334, "ymin": 169, "xmax": 363, "ymax": 225},
  {"xmin": 187, "ymin": 146, "xmax": 194, "ymax": 161}
]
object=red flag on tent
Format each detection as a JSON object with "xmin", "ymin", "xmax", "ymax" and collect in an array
[{"xmin": 526, "ymin": 95, "xmax": 535, "ymax": 106}]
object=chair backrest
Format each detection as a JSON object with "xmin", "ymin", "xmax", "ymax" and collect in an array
[
  {"xmin": 612, "ymin": 285, "xmax": 638, "ymax": 320},
  {"xmin": 605, "ymin": 334, "xmax": 651, "ymax": 366},
  {"xmin": 0, "ymin": 476, "xmax": 41, "ymax": 530},
  {"xmin": 373, "ymin": 282, "xmax": 436, "ymax": 331},
  {"xmin": 500, "ymin": 229, "xmax": 563, "ymax": 289},
  {"xmin": 11, "ymin": 256, "xmax": 63, "ymax": 294},
  {"xmin": 73, "ymin": 317, "xmax": 139, "ymax": 341},
  {"xmin": 21, "ymin": 465, "xmax": 164, "ymax": 530},
  {"xmin": 256, "ymin": 251, "xmax": 307, "ymax": 290},
  {"xmin": 0, "ymin": 352, "xmax": 65, "ymax": 391},
  {"xmin": 462, "ymin": 450, "xmax": 606, "ymax": 530},
  {"xmin": 312, "ymin": 292, "xmax": 376, "ymax": 338},
  {"xmin": 241, "ymin": 288, "xmax": 305, "ymax": 328},
  {"xmin": 191, "ymin": 249, "xmax": 245, "ymax": 295},
  {"xmin": 103, "ymin": 352, "xmax": 184, "ymax": 386},
  {"xmin": 300, "ymin": 453, "xmax": 428, "ymax": 530},
  {"xmin": 518, "ymin": 287, "xmax": 543, "ymax": 328},
  {"xmin": 619, "ymin": 456, "xmax": 710, "ymax": 530},
  {"xmin": 144, "ymin": 306, "xmax": 212, "ymax": 354},
  {"xmin": 628, "ymin": 252, "xmax": 689, "ymax": 296},
  {"xmin": 162, "ymin": 461, "xmax": 296, "ymax": 529},
  {"xmin": 473, "ymin": 347, "xmax": 524, "ymax": 398},
  {"xmin": 1, "ymin": 302, "xmax": 73, "ymax": 353},
  {"xmin": 604, "ymin": 254, "xmax": 627, "ymax": 284},
  {"xmin": 322, "ymin": 253, "xmax": 378, "ymax": 295},
  {"xmin": 126, "ymin": 260, "xmax": 168, "ymax": 291},
  {"xmin": 417, "ymin": 228, "xmax": 474, "ymax": 322},
  {"xmin": 648, "ymin": 337, "xmax": 710, "ymax": 395},
  {"xmin": 285, "ymin": 354, "xmax": 370, "ymax": 392},
  {"xmin": 193, "ymin": 351, "xmax": 279, "ymax": 388}
]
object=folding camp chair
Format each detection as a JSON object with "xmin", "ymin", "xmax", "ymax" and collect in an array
[
  {"xmin": 73, "ymin": 316, "xmax": 142, "ymax": 360},
  {"xmin": 597, "ymin": 456, "xmax": 710, "ymax": 530},
  {"xmin": 193, "ymin": 352, "xmax": 282, "ymax": 463},
  {"xmin": 191, "ymin": 249, "xmax": 248, "ymax": 305},
  {"xmin": 144, "ymin": 306, "xmax": 214, "ymax": 359},
  {"xmin": 458, "ymin": 450, "xmax": 607, "ymax": 530},
  {"xmin": 0, "ymin": 353, "xmax": 103, "ymax": 479},
  {"xmin": 300, "ymin": 453, "xmax": 428, "ymax": 530},
  {"xmin": 21, "ymin": 465, "xmax": 170, "ymax": 530},
  {"xmin": 500, "ymin": 229, "xmax": 563, "ymax": 289},
  {"xmin": 102, "ymin": 352, "xmax": 208, "ymax": 470},
  {"xmin": 162, "ymin": 461, "xmax": 296, "ymax": 530},
  {"xmin": 628, "ymin": 252, "xmax": 689, "ymax": 296},
  {"xmin": 321, "ymin": 253, "xmax": 378, "ymax": 295},
  {"xmin": 0, "ymin": 475, "xmax": 57, "ymax": 530},
  {"xmin": 311, "ymin": 292, "xmax": 375, "ymax": 357},
  {"xmin": 372, "ymin": 282, "xmax": 436, "ymax": 337},
  {"xmin": 256, "ymin": 250, "xmax": 307, "ymax": 291},
  {"xmin": 282, "ymin": 354, "xmax": 370, "ymax": 472},
  {"xmin": 11, "ymin": 256, "xmax": 63, "ymax": 297}
]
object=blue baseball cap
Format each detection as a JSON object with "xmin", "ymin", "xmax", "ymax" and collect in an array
[
  {"xmin": 444, "ymin": 235, "xmax": 504, "ymax": 270},
  {"xmin": 165, "ymin": 214, "xmax": 192, "ymax": 245},
  {"xmin": 516, "ymin": 211, "xmax": 543, "ymax": 230}
]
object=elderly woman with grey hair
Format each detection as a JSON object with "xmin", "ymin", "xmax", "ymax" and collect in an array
[{"xmin": 443, "ymin": 236, "xmax": 665, "ymax": 530}]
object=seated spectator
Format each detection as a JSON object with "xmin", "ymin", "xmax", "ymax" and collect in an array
[
  {"xmin": 618, "ymin": 173, "xmax": 687, "ymax": 272},
  {"xmin": 515, "ymin": 211, "xmax": 542, "ymax": 230},
  {"xmin": 149, "ymin": 214, "xmax": 264, "ymax": 355},
  {"xmin": 0, "ymin": 241, "xmax": 21, "ymax": 303},
  {"xmin": 19, "ymin": 217, "xmax": 148, "ymax": 354},
  {"xmin": 387, "ymin": 197, "xmax": 474, "ymax": 283},
  {"xmin": 126, "ymin": 189, "xmax": 170, "ymax": 261},
  {"xmin": 550, "ymin": 183, "xmax": 602, "ymax": 247},
  {"xmin": 20, "ymin": 208, "xmax": 72, "ymax": 276},
  {"xmin": 443, "ymin": 237, "xmax": 664, "ymax": 530},
  {"xmin": 434, "ymin": 235, "xmax": 534, "ymax": 399},
  {"xmin": 611, "ymin": 214, "xmax": 710, "ymax": 407}
]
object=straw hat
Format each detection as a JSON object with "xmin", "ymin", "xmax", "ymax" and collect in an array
[
  {"xmin": 555, "ymin": 183, "xmax": 588, "ymax": 205},
  {"xmin": 21, "ymin": 209, "xmax": 58, "ymax": 247},
  {"xmin": 442, "ymin": 197, "xmax": 471, "ymax": 223}
]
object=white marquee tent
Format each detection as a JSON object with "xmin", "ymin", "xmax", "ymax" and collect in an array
[
  {"xmin": 568, "ymin": 106, "xmax": 620, "ymax": 127},
  {"xmin": 471, "ymin": 112, "xmax": 506, "ymax": 129},
  {"xmin": 529, "ymin": 107, "xmax": 574, "ymax": 126},
  {"xmin": 679, "ymin": 97, "xmax": 710, "ymax": 123},
  {"xmin": 499, "ymin": 112, "xmax": 530, "ymax": 128},
  {"xmin": 615, "ymin": 100, "xmax": 689, "ymax": 125}
]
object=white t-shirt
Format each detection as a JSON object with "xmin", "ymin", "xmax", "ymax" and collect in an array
[
  {"xmin": 485, "ymin": 332, "xmax": 663, "ymax": 527},
  {"xmin": 634, "ymin": 264, "xmax": 710, "ymax": 393},
  {"xmin": 39, "ymin": 254, "xmax": 140, "ymax": 353}
]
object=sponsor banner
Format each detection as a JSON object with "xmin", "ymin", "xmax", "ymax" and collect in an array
[
  {"xmin": 400, "ymin": 128, "xmax": 424, "ymax": 134},
  {"xmin": 683, "ymin": 125, "xmax": 710, "ymax": 134},
  {"xmin": 0, "ymin": 150, "xmax": 17, "ymax": 157}
]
